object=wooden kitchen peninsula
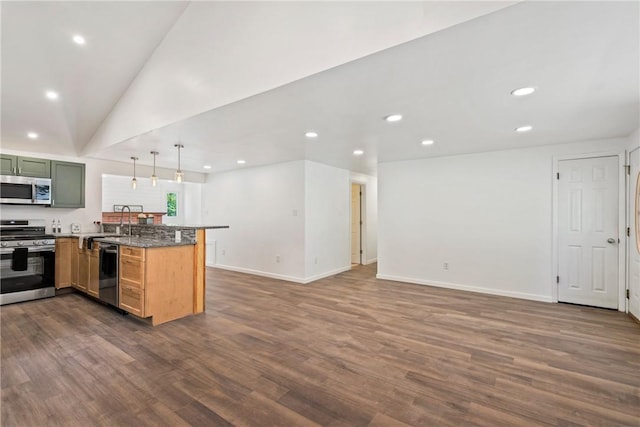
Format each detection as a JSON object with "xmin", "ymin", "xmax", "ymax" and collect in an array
[{"xmin": 55, "ymin": 224, "xmax": 228, "ymax": 325}]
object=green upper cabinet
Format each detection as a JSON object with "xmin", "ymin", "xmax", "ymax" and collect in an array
[
  {"xmin": 17, "ymin": 157, "xmax": 50, "ymax": 178},
  {"xmin": 0, "ymin": 154, "xmax": 17, "ymax": 175},
  {"xmin": 51, "ymin": 161, "xmax": 85, "ymax": 208},
  {"xmin": 0, "ymin": 154, "xmax": 50, "ymax": 178},
  {"xmin": 1, "ymin": 155, "xmax": 84, "ymax": 208}
]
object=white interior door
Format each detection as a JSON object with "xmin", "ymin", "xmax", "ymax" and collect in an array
[
  {"xmin": 351, "ymin": 184, "xmax": 361, "ymax": 264},
  {"xmin": 628, "ymin": 148, "xmax": 640, "ymax": 320},
  {"xmin": 558, "ymin": 156, "xmax": 619, "ymax": 309}
]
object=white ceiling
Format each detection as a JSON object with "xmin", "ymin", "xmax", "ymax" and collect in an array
[
  {"xmin": 1, "ymin": 1, "xmax": 188, "ymax": 155},
  {"xmin": 2, "ymin": 1, "xmax": 638, "ymax": 177}
]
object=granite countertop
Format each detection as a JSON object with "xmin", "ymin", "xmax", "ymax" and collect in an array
[
  {"xmin": 54, "ymin": 232, "xmax": 125, "ymax": 248},
  {"xmin": 54, "ymin": 232, "xmax": 122, "ymax": 238},
  {"xmin": 102, "ymin": 223, "xmax": 230, "ymax": 230},
  {"xmin": 155, "ymin": 224, "xmax": 229, "ymax": 230},
  {"xmin": 94, "ymin": 236, "xmax": 196, "ymax": 248}
]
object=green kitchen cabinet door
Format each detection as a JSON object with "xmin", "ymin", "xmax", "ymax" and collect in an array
[
  {"xmin": 51, "ymin": 161, "xmax": 85, "ymax": 208},
  {"xmin": 17, "ymin": 156, "xmax": 50, "ymax": 178},
  {"xmin": 0, "ymin": 154, "xmax": 17, "ymax": 175}
]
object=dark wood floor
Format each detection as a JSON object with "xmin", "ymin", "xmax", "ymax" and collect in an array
[{"xmin": 2, "ymin": 264, "xmax": 639, "ymax": 426}]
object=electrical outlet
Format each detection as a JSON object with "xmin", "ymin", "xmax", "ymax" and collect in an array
[
  {"xmin": 222, "ymin": 249, "xmax": 226, "ymax": 256},
  {"xmin": 276, "ymin": 255, "xmax": 281, "ymax": 263},
  {"xmin": 314, "ymin": 257, "xmax": 318, "ymax": 265},
  {"xmin": 443, "ymin": 262, "xmax": 449, "ymax": 270}
]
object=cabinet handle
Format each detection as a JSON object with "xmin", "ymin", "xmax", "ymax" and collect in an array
[
  {"xmin": 12, "ymin": 167, "xmax": 16, "ymax": 174},
  {"xmin": 18, "ymin": 167, "xmax": 21, "ymax": 175}
]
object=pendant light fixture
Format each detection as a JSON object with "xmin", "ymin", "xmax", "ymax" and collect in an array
[
  {"xmin": 174, "ymin": 143, "xmax": 184, "ymax": 183},
  {"xmin": 150, "ymin": 151, "xmax": 159, "ymax": 187},
  {"xmin": 130, "ymin": 156, "xmax": 139, "ymax": 189}
]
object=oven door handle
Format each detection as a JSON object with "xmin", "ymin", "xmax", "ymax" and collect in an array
[{"xmin": 0, "ymin": 247, "xmax": 55, "ymax": 255}]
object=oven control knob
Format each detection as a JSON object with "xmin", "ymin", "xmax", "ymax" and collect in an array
[
  {"xmin": 34, "ymin": 241, "xmax": 41, "ymax": 246},
  {"xmin": 17, "ymin": 241, "xmax": 24, "ymax": 246},
  {"xmin": 0, "ymin": 242, "xmax": 7, "ymax": 248}
]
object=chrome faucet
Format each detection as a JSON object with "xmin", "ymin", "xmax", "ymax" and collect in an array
[{"xmin": 119, "ymin": 205, "xmax": 132, "ymax": 236}]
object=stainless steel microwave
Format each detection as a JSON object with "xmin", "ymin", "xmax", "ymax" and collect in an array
[{"xmin": 0, "ymin": 175, "xmax": 52, "ymax": 205}]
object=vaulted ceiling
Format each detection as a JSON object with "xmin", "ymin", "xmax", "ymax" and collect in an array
[{"xmin": 2, "ymin": 1, "xmax": 638, "ymax": 176}]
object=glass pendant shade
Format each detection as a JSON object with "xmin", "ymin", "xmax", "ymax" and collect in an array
[
  {"xmin": 130, "ymin": 156, "xmax": 138, "ymax": 189},
  {"xmin": 150, "ymin": 151, "xmax": 159, "ymax": 187},
  {"xmin": 174, "ymin": 144, "xmax": 184, "ymax": 183}
]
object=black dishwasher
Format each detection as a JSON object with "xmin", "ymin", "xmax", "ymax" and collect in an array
[{"xmin": 98, "ymin": 244, "xmax": 118, "ymax": 307}]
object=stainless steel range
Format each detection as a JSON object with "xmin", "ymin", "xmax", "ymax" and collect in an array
[{"xmin": 0, "ymin": 219, "xmax": 56, "ymax": 305}]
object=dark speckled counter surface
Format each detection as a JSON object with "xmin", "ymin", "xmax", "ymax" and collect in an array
[
  {"xmin": 56, "ymin": 225, "xmax": 229, "ymax": 248},
  {"xmin": 101, "ymin": 224, "xmax": 230, "ymax": 230},
  {"xmin": 94, "ymin": 236, "xmax": 196, "ymax": 248}
]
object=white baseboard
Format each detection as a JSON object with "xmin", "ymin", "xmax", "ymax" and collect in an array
[
  {"xmin": 213, "ymin": 264, "xmax": 351, "ymax": 284},
  {"xmin": 364, "ymin": 258, "xmax": 377, "ymax": 265},
  {"xmin": 303, "ymin": 266, "xmax": 352, "ymax": 283},
  {"xmin": 375, "ymin": 274, "xmax": 553, "ymax": 303}
]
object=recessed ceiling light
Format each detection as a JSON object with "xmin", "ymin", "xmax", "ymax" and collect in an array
[
  {"xmin": 421, "ymin": 139, "xmax": 434, "ymax": 146},
  {"xmin": 384, "ymin": 114, "xmax": 403, "ymax": 122},
  {"xmin": 45, "ymin": 90, "xmax": 59, "ymax": 100},
  {"xmin": 237, "ymin": 160, "xmax": 246, "ymax": 164},
  {"xmin": 27, "ymin": 132, "xmax": 38, "ymax": 139},
  {"xmin": 353, "ymin": 150, "xmax": 364, "ymax": 156},
  {"xmin": 305, "ymin": 131, "xmax": 318, "ymax": 138},
  {"xmin": 515, "ymin": 125, "xmax": 533, "ymax": 132},
  {"xmin": 203, "ymin": 165, "xmax": 212, "ymax": 169},
  {"xmin": 72, "ymin": 35, "xmax": 86, "ymax": 45},
  {"xmin": 511, "ymin": 87, "xmax": 536, "ymax": 96}
]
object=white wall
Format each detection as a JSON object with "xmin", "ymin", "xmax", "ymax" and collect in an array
[
  {"xmin": 182, "ymin": 181, "xmax": 203, "ymax": 226},
  {"xmin": 305, "ymin": 161, "xmax": 351, "ymax": 280},
  {"xmin": 0, "ymin": 148, "xmax": 205, "ymax": 234},
  {"xmin": 377, "ymin": 137, "xmax": 630, "ymax": 302},
  {"xmin": 628, "ymin": 128, "xmax": 639, "ymax": 149},
  {"xmin": 102, "ymin": 174, "xmax": 202, "ymax": 224},
  {"xmin": 203, "ymin": 160, "xmax": 359, "ymax": 283},
  {"xmin": 351, "ymin": 172, "xmax": 378, "ymax": 264},
  {"xmin": 203, "ymin": 161, "xmax": 306, "ymax": 281}
]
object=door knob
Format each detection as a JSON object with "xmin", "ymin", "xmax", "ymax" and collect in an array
[{"xmin": 607, "ymin": 238, "xmax": 616, "ymax": 244}]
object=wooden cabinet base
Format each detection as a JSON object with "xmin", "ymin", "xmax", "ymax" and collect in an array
[
  {"xmin": 194, "ymin": 229, "xmax": 206, "ymax": 313},
  {"xmin": 120, "ymin": 285, "xmax": 145, "ymax": 318},
  {"xmin": 119, "ymin": 245, "xmax": 194, "ymax": 325},
  {"xmin": 87, "ymin": 250, "xmax": 99, "ymax": 298},
  {"xmin": 55, "ymin": 238, "xmax": 75, "ymax": 289}
]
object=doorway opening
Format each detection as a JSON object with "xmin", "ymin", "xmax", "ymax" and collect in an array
[
  {"xmin": 627, "ymin": 146, "xmax": 640, "ymax": 320},
  {"xmin": 351, "ymin": 183, "xmax": 362, "ymax": 266}
]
